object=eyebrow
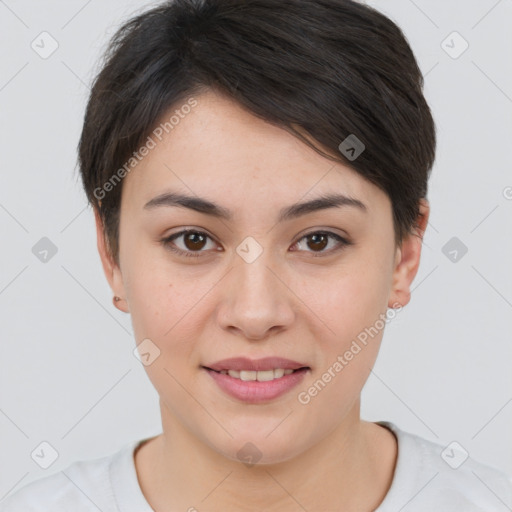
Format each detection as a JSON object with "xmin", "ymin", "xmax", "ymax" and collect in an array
[{"xmin": 143, "ymin": 191, "xmax": 367, "ymax": 222}]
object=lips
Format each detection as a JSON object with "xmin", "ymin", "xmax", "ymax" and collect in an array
[
  {"xmin": 202, "ymin": 357, "xmax": 311, "ymax": 403},
  {"xmin": 203, "ymin": 356, "xmax": 310, "ymax": 372}
]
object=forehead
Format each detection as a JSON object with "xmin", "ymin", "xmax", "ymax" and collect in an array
[{"xmin": 120, "ymin": 91, "xmax": 388, "ymax": 219}]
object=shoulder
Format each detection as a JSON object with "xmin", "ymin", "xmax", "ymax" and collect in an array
[
  {"xmin": 377, "ymin": 421, "xmax": 512, "ymax": 511},
  {"xmin": 0, "ymin": 444, "xmax": 129, "ymax": 512}
]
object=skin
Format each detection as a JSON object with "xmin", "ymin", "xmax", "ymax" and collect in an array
[{"xmin": 95, "ymin": 89, "xmax": 429, "ymax": 511}]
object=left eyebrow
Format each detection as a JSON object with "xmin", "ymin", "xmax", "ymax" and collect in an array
[{"xmin": 143, "ymin": 191, "xmax": 367, "ymax": 222}]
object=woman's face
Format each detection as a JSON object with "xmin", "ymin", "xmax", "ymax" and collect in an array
[{"xmin": 97, "ymin": 90, "xmax": 425, "ymax": 464}]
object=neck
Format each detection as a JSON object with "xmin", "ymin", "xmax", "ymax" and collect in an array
[{"xmin": 134, "ymin": 400, "xmax": 397, "ymax": 512}]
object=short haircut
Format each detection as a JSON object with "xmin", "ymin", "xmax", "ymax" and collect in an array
[{"xmin": 78, "ymin": 0, "xmax": 436, "ymax": 265}]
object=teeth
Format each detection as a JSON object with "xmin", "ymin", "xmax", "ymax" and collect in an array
[
  {"xmin": 240, "ymin": 370, "xmax": 257, "ymax": 381},
  {"xmin": 255, "ymin": 370, "xmax": 275, "ymax": 382},
  {"xmin": 222, "ymin": 368, "xmax": 298, "ymax": 381},
  {"xmin": 273, "ymin": 368, "xmax": 285, "ymax": 378}
]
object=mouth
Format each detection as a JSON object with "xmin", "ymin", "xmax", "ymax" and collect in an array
[{"xmin": 201, "ymin": 357, "xmax": 311, "ymax": 403}]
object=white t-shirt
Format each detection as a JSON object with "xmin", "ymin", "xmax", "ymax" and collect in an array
[{"xmin": 1, "ymin": 421, "xmax": 511, "ymax": 511}]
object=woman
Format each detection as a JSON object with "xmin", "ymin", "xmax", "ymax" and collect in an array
[{"xmin": 2, "ymin": 0, "xmax": 511, "ymax": 510}]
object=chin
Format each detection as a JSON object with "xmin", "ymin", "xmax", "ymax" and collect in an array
[{"xmin": 207, "ymin": 428, "xmax": 311, "ymax": 467}]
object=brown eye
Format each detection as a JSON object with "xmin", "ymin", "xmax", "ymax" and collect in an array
[
  {"xmin": 163, "ymin": 229, "xmax": 351, "ymax": 259},
  {"xmin": 305, "ymin": 233, "xmax": 329, "ymax": 252},
  {"xmin": 292, "ymin": 231, "xmax": 351, "ymax": 257},
  {"xmin": 183, "ymin": 231, "xmax": 207, "ymax": 251},
  {"xmin": 162, "ymin": 230, "xmax": 218, "ymax": 258}
]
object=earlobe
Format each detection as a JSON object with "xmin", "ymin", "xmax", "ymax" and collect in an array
[
  {"xmin": 387, "ymin": 199, "xmax": 430, "ymax": 309},
  {"xmin": 93, "ymin": 207, "xmax": 129, "ymax": 313}
]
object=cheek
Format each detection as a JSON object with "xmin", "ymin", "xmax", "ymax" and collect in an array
[
  {"xmin": 121, "ymin": 240, "xmax": 175, "ymax": 326},
  {"xmin": 297, "ymin": 269, "xmax": 390, "ymax": 416},
  {"xmin": 127, "ymin": 276, "xmax": 192, "ymax": 345},
  {"xmin": 122, "ymin": 247, "xmax": 215, "ymax": 365},
  {"xmin": 309, "ymin": 261, "xmax": 391, "ymax": 343}
]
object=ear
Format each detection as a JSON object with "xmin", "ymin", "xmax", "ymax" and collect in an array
[
  {"xmin": 387, "ymin": 198, "xmax": 430, "ymax": 309},
  {"xmin": 94, "ymin": 207, "xmax": 129, "ymax": 313}
]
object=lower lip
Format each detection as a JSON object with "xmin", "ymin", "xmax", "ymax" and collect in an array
[{"xmin": 203, "ymin": 367, "xmax": 309, "ymax": 404}]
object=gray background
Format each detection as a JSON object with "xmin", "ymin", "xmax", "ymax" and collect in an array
[{"xmin": 1, "ymin": 0, "xmax": 511, "ymax": 500}]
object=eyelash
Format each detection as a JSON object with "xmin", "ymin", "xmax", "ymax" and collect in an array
[{"xmin": 161, "ymin": 229, "xmax": 352, "ymax": 258}]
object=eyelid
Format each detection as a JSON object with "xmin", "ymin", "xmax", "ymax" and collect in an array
[
  {"xmin": 161, "ymin": 228, "xmax": 352, "ymax": 258},
  {"xmin": 163, "ymin": 228, "xmax": 220, "ymax": 258},
  {"xmin": 291, "ymin": 230, "xmax": 352, "ymax": 258}
]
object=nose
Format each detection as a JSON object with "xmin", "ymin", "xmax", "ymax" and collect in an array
[{"xmin": 216, "ymin": 252, "xmax": 296, "ymax": 341}]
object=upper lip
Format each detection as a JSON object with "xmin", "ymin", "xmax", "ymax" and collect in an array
[{"xmin": 203, "ymin": 357, "xmax": 309, "ymax": 372}]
